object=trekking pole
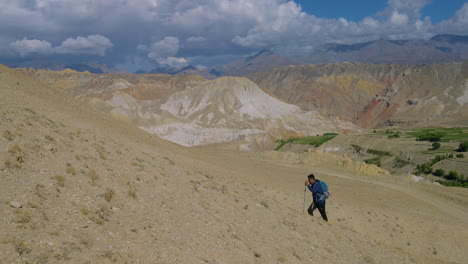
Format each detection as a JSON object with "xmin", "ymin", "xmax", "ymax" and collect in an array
[{"xmin": 303, "ymin": 186, "xmax": 307, "ymax": 213}]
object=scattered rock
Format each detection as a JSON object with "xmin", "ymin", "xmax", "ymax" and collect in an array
[{"xmin": 10, "ymin": 200, "xmax": 22, "ymax": 208}]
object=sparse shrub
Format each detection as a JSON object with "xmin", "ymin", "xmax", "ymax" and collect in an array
[
  {"xmin": 445, "ymin": 171, "xmax": 459, "ymax": 180},
  {"xmin": 3, "ymin": 130, "xmax": 13, "ymax": 141},
  {"xmin": 14, "ymin": 239, "xmax": 31, "ymax": 256},
  {"xmin": 366, "ymin": 149, "xmax": 392, "ymax": 156},
  {"xmin": 432, "ymin": 142, "xmax": 441, "ymax": 150},
  {"xmin": 65, "ymin": 163, "xmax": 76, "ymax": 175},
  {"xmin": 260, "ymin": 201, "xmax": 269, "ymax": 208},
  {"xmin": 457, "ymin": 141, "xmax": 468, "ymax": 152},
  {"xmin": 351, "ymin": 144, "xmax": 362, "ymax": 153},
  {"xmin": 80, "ymin": 208, "xmax": 91, "ymax": 215},
  {"xmin": 14, "ymin": 210, "xmax": 32, "ymax": 224},
  {"xmin": 394, "ymin": 157, "xmax": 411, "ymax": 168},
  {"xmin": 433, "ymin": 169, "xmax": 445, "ymax": 177},
  {"xmin": 49, "ymin": 231, "xmax": 60, "ymax": 236},
  {"xmin": 456, "ymin": 153, "xmax": 464, "ymax": 158},
  {"xmin": 388, "ymin": 133, "xmax": 400, "ymax": 139},
  {"xmin": 448, "ymin": 153, "xmax": 454, "ymax": 158},
  {"xmin": 415, "ymin": 163, "xmax": 432, "ymax": 175},
  {"xmin": 52, "ymin": 174, "xmax": 65, "ymax": 187},
  {"xmin": 8, "ymin": 144, "xmax": 21, "ymax": 154},
  {"xmin": 94, "ymin": 144, "xmax": 107, "ymax": 160},
  {"xmin": 128, "ymin": 186, "xmax": 137, "ymax": 199},
  {"xmin": 163, "ymin": 156, "xmax": 175, "ymax": 165},
  {"xmin": 103, "ymin": 189, "xmax": 115, "ymax": 202},
  {"xmin": 87, "ymin": 169, "xmax": 99, "ymax": 184},
  {"xmin": 364, "ymin": 157, "xmax": 381, "ymax": 167},
  {"xmin": 44, "ymin": 135, "xmax": 55, "ymax": 142}
]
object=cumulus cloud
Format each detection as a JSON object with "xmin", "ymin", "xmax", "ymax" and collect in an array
[
  {"xmin": 157, "ymin": 57, "xmax": 189, "ymax": 67},
  {"xmin": 56, "ymin": 35, "xmax": 113, "ymax": 56},
  {"xmin": 390, "ymin": 10, "xmax": 409, "ymax": 25},
  {"xmin": 436, "ymin": 3, "xmax": 468, "ymax": 34},
  {"xmin": 10, "ymin": 35, "xmax": 113, "ymax": 56},
  {"xmin": 147, "ymin": 37, "xmax": 180, "ymax": 60},
  {"xmin": 10, "ymin": 39, "xmax": 53, "ymax": 56}
]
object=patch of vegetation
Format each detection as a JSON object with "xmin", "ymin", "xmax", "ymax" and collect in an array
[
  {"xmin": 13, "ymin": 239, "xmax": 31, "ymax": 256},
  {"xmin": 128, "ymin": 186, "xmax": 137, "ymax": 199},
  {"xmin": 52, "ymin": 174, "xmax": 65, "ymax": 187},
  {"xmin": 94, "ymin": 144, "xmax": 107, "ymax": 160},
  {"xmin": 163, "ymin": 156, "xmax": 175, "ymax": 166},
  {"xmin": 351, "ymin": 144, "xmax": 363, "ymax": 153},
  {"xmin": 394, "ymin": 157, "xmax": 412, "ymax": 168},
  {"xmin": 260, "ymin": 201, "xmax": 269, "ymax": 209},
  {"xmin": 65, "ymin": 163, "xmax": 76, "ymax": 175},
  {"xmin": 364, "ymin": 157, "xmax": 381, "ymax": 167},
  {"xmin": 433, "ymin": 169, "xmax": 445, "ymax": 177},
  {"xmin": 44, "ymin": 135, "xmax": 55, "ymax": 142},
  {"xmin": 388, "ymin": 131, "xmax": 400, "ymax": 139},
  {"xmin": 87, "ymin": 169, "xmax": 99, "ymax": 185},
  {"xmin": 457, "ymin": 141, "xmax": 468, "ymax": 152},
  {"xmin": 275, "ymin": 133, "xmax": 338, "ymax": 151},
  {"xmin": 3, "ymin": 130, "xmax": 14, "ymax": 141},
  {"xmin": 103, "ymin": 189, "xmax": 115, "ymax": 202},
  {"xmin": 431, "ymin": 142, "xmax": 441, "ymax": 150},
  {"xmin": 366, "ymin": 149, "xmax": 392, "ymax": 156},
  {"xmin": 80, "ymin": 208, "xmax": 91, "ymax": 215},
  {"xmin": 436, "ymin": 180, "xmax": 468, "ymax": 188},
  {"xmin": 407, "ymin": 127, "xmax": 468, "ymax": 142},
  {"xmin": 456, "ymin": 153, "xmax": 464, "ymax": 158},
  {"xmin": 414, "ymin": 155, "xmax": 447, "ymax": 175},
  {"xmin": 15, "ymin": 209, "xmax": 32, "ymax": 224}
]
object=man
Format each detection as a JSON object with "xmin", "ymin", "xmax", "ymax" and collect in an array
[{"xmin": 305, "ymin": 174, "xmax": 328, "ymax": 221}]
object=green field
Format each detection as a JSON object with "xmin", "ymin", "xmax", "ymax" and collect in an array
[
  {"xmin": 404, "ymin": 127, "xmax": 468, "ymax": 142},
  {"xmin": 275, "ymin": 133, "xmax": 338, "ymax": 151}
]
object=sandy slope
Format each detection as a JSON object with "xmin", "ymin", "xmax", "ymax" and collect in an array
[{"xmin": 1, "ymin": 65, "xmax": 467, "ymax": 264}]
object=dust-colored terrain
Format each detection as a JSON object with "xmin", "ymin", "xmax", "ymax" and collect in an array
[{"xmin": 1, "ymin": 65, "xmax": 468, "ymax": 263}]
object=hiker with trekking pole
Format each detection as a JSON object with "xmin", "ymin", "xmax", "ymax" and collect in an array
[{"xmin": 304, "ymin": 174, "xmax": 329, "ymax": 222}]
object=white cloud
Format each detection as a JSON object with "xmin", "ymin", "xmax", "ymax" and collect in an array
[
  {"xmin": 56, "ymin": 35, "xmax": 113, "ymax": 56},
  {"xmin": 1, "ymin": 0, "xmax": 468, "ymax": 66},
  {"xmin": 390, "ymin": 10, "xmax": 409, "ymax": 25},
  {"xmin": 147, "ymin": 36, "xmax": 180, "ymax": 60},
  {"xmin": 156, "ymin": 57, "xmax": 189, "ymax": 67},
  {"xmin": 436, "ymin": 3, "xmax": 468, "ymax": 34},
  {"xmin": 10, "ymin": 35, "xmax": 113, "ymax": 56},
  {"xmin": 187, "ymin": 36, "xmax": 206, "ymax": 43},
  {"xmin": 10, "ymin": 39, "xmax": 53, "ymax": 56}
]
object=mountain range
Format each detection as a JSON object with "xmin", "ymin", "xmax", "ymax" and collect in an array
[
  {"xmin": 7, "ymin": 34, "xmax": 468, "ymax": 78},
  {"xmin": 18, "ymin": 60, "xmax": 468, "ymax": 149},
  {"xmin": 145, "ymin": 34, "xmax": 468, "ymax": 78}
]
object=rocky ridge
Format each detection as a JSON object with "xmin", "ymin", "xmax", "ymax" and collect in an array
[{"xmin": 248, "ymin": 61, "xmax": 468, "ymax": 128}]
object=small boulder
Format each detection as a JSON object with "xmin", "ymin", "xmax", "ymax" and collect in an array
[{"xmin": 10, "ymin": 200, "xmax": 22, "ymax": 208}]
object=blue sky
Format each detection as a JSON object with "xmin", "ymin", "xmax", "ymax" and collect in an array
[
  {"xmin": 1, "ymin": 0, "xmax": 467, "ymax": 71},
  {"xmin": 295, "ymin": 0, "xmax": 466, "ymax": 23}
]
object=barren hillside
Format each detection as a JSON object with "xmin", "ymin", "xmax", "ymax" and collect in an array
[
  {"xmin": 19, "ymin": 68, "xmax": 357, "ymax": 149},
  {"xmin": 248, "ymin": 62, "xmax": 468, "ymax": 128},
  {"xmin": 1, "ymin": 65, "xmax": 468, "ymax": 263}
]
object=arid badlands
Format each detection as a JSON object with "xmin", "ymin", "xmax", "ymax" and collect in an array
[{"xmin": 1, "ymin": 62, "xmax": 467, "ymax": 264}]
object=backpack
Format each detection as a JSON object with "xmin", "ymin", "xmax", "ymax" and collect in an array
[{"xmin": 318, "ymin": 180, "xmax": 330, "ymax": 201}]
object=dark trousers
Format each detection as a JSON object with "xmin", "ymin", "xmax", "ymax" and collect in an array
[{"xmin": 308, "ymin": 201, "xmax": 328, "ymax": 221}]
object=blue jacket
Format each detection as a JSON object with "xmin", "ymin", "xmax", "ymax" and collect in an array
[{"xmin": 307, "ymin": 180, "xmax": 324, "ymax": 202}]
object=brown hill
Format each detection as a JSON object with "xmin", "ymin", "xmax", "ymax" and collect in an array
[
  {"xmin": 248, "ymin": 62, "xmax": 468, "ymax": 128},
  {"xmin": 19, "ymin": 68, "xmax": 358, "ymax": 149},
  {"xmin": 1, "ymin": 65, "xmax": 468, "ymax": 263}
]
